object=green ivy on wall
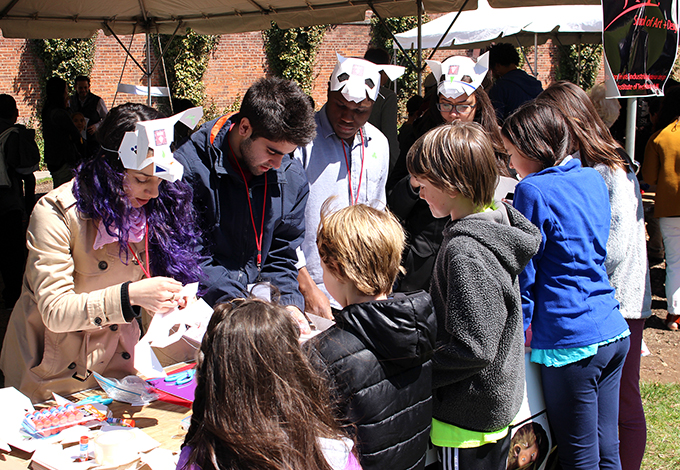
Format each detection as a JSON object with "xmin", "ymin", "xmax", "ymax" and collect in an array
[
  {"xmin": 30, "ymin": 38, "xmax": 96, "ymax": 98},
  {"xmin": 154, "ymin": 29, "xmax": 219, "ymax": 107},
  {"xmin": 369, "ymin": 15, "xmax": 425, "ymax": 122},
  {"xmin": 263, "ymin": 23, "xmax": 326, "ymax": 95},
  {"xmin": 556, "ymin": 44, "xmax": 603, "ymax": 91}
]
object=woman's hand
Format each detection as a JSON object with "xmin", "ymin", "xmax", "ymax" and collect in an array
[{"xmin": 128, "ymin": 277, "xmax": 183, "ymax": 315}]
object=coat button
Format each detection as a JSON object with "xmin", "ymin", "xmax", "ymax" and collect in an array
[
  {"xmin": 109, "ymin": 324, "xmax": 118, "ymax": 331},
  {"xmin": 98, "ymin": 261, "xmax": 108, "ymax": 270},
  {"xmin": 122, "ymin": 352, "xmax": 131, "ymax": 360},
  {"xmin": 68, "ymin": 362, "xmax": 76, "ymax": 370},
  {"xmin": 94, "ymin": 317, "xmax": 102, "ymax": 326}
]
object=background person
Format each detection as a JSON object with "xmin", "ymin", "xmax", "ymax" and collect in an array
[
  {"xmin": 642, "ymin": 87, "xmax": 680, "ymax": 331},
  {"xmin": 487, "ymin": 43, "xmax": 543, "ymax": 122},
  {"xmin": 42, "ymin": 77, "xmax": 84, "ymax": 188},
  {"xmin": 294, "ymin": 54, "xmax": 403, "ymax": 318},
  {"xmin": 537, "ymin": 81, "xmax": 652, "ymax": 470},
  {"xmin": 307, "ymin": 202, "xmax": 436, "ymax": 470},
  {"xmin": 0, "ymin": 103, "xmax": 202, "ymax": 402},
  {"xmin": 503, "ymin": 103, "xmax": 630, "ymax": 470},
  {"xmin": 70, "ymin": 75, "xmax": 108, "ymax": 139},
  {"xmin": 408, "ymin": 122, "xmax": 540, "ymax": 470},
  {"xmin": 364, "ymin": 47, "xmax": 401, "ymax": 172},
  {"xmin": 174, "ymin": 77, "xmax": 316, "ymax": 333},
  {"xmin": 0, "ymin": 94, "xmax": 29, "ymax": 309},
  {"xmin": 388, "ymin": 53, "xmax": 509, "ymax": 293}
]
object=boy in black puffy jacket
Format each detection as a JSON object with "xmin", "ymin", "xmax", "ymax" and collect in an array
[{"xmin": 305, "ymin": 201, "xmax": 437, "ymax": 470}]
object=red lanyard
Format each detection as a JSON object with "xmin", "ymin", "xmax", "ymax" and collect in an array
[
  {"xmin": 128, "ymin": 223, "xmax": 150, "ymax": 278},
  {"xmin": 227, "ymin": 125, "xmax": 267, "ymax": 269},
  {"xmin": 341, "ymin": 128, "xmax": 365, "ymax": 206}
]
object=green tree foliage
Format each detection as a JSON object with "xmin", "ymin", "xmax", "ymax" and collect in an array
[
  {"xmin": 556, "ymin": 44, "xmax": 602, "ymax": 90},
  {"xmin": 154, "ymin": 29, "xmax": 219, "ymax": 106},
  {"xmin": 369, "ymin": 15, "xmax": 425, "ymax": 122},
  {"xmin": 263, "ymin": 23, "xmax": 326, "ymax": 94},
  {"xmin": 31, "ymin": 38, "xmax": 96, "ymax": 97}
]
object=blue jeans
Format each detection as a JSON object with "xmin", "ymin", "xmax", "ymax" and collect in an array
[{"xmin": 541, "ymin": 336, "xmax": 630, "ymax": 470}]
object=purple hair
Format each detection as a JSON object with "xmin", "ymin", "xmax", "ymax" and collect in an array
[{"xmin": 73, "ymin": 103, "xmax": 202, "ymax": 285}]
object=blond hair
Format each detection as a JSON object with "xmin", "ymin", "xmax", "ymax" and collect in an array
[
  {"xmin": 317, "ymin": 201, "xmax": 405, "ymax": 296},
  {"xmin": 406, "ymin": 121, "xmax": 498, "ymax": 210}
]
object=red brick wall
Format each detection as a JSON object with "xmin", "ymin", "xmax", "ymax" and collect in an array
[{"xmin": 0, "ymin": 19, "xmax": 607, "ymax": 123}]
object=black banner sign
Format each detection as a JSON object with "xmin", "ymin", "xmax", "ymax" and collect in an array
[{"xmin": 603, "ymin": 0, "xmax": 679, "ymax": 97}]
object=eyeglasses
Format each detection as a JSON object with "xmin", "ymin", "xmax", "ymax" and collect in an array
[{"xmin": 437, "ymin": 102, "xmax": 476, "ymax": 114}]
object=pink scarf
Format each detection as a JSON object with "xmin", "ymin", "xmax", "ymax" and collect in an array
[{"xmin": 93, "ymin": 207, "xmax": 147, "ymax": 250}]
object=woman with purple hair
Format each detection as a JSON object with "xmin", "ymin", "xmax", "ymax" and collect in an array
[{"xmin": 0, "ymin": 103, "xmax": 203, "ymax": 402}]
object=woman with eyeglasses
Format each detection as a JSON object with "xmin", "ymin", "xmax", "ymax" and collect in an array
[{"xmin": 387, "ymin": 53, "xmax": 509, "ymax": 292}]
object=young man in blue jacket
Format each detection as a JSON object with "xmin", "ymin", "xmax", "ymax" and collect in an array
[{"xmin": 174, "ymin": 77, "xmax": 316, "ymax": 330}]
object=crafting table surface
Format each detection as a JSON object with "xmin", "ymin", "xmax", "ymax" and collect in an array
[{"xmin": 0, "ymin": 366, "xmax": 193, "ymax": 469}]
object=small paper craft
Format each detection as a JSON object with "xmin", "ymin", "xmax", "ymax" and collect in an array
[{"xmin": 330, "ymin": 54, "xmax": 405, "ymax": 103}]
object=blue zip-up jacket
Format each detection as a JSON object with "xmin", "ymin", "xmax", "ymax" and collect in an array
[
  {"xmin": 174, "ymin": 115, "xmax": 309, "ymax": 309},
  {"xmin": 514, "ymin": 158, "xmax": 628, "ymax": 350}
]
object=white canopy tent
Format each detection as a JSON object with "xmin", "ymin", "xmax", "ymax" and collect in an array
[
  {"xmin": 394, "ymin": 0, "xmax": 602, "ymax": 51},
  {"xmin": 0, "ymin": 0, "xmax": 474, "ymax": 38},
  {"xmin": 0, "ymin": 0, "xmax": 475, "ymax": 106}
]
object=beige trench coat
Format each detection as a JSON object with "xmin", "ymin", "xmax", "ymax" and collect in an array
[{"xmin": 0, "ymin": 182, "xmax": 146, "ymax": 402}]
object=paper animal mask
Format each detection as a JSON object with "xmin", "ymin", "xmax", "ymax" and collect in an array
[
  {"xmin": 426, "ymin": 52, "xmax": 490, "ymax": 99},
  {"xmin": 118, "ymin": 107, "xmax": 203, "ymax": 182},
  {"xmin": 330, "ymin": 54, "xmax": 405, "ymax": 103}
]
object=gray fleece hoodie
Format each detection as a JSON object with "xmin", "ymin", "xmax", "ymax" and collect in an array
[{"xmin": 429, "ymin": 202, "xmax": 541, "ymax": 433}]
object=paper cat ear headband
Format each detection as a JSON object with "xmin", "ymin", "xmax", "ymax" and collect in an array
[
  {"xmin": 115, "ymin": 107, "xmax": 203, "ymax": 182},
  {"xmin": 426, "ymin": 52, "xmax": 490, "ymax": 99},
  {"xmin": 330, "ymin": 53, "xmax": 405, "ymax": 103}
]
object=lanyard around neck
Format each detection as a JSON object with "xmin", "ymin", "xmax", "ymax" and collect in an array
[
  {"xmin": 227, "ymin": 124, "xmax": 267, "ymax": 269},
  {"xmin": 128, "ymin": 223, "xmax": 150, "ymax": 279},
  {"xmin": 341, "ymin": 128, "xmax": 365, "ymax": 206}
]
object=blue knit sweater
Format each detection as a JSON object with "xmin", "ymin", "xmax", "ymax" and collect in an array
[{"xmin": 514, "ymin": 158, "xmax": 628, "ymax": 350}]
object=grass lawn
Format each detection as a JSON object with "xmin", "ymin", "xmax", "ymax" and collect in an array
[{"xmin": 641, "ymin": 382, "xmax": 680, "ymax": 470}]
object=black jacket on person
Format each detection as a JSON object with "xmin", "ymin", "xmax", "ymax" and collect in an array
[
  {"xmin": 41, "ymin": 106, "xmax": 83, "ymax": 173},
  {"xmin": 306, "ymin": 291, "xmax": 437, "ymax": 470},
  {"xmin": 69, "ymin": 92, "xmax": 105, "ymax": 127}
]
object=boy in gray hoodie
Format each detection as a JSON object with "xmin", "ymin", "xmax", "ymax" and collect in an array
[{"xmin": 407, "ymin": 121, "xmax": 541, "ymax": 470}]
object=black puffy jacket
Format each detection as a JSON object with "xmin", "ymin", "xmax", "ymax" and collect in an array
[{"xmin": 306, "ymin": 291, "xmax": 437, "ymax": 470}]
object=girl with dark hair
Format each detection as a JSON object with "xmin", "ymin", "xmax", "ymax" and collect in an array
[
  {"xmin": 41, "ymin": 76, "xmax": 84, "ymax": 188},
  {"xmin": 179, "ymin": 298, "xmax": 359, "ymax": 470},
  {"xmin": 0, "ymin": 103, "xmax": 203, "ymax": 403},
  {"xmin": 502, "ymin": 103, "xmax": 630, "ymax": 470},
  {"xmin": 387, "ymin": 53, "xmax": 509, "ymax": 293},
  {"xmin": 642, "ymin": 86, "xmax": 680, "ymax": 331},
  {"xmin": 537, "ymin": 81, "xmax": 651, "ymax": 470}
]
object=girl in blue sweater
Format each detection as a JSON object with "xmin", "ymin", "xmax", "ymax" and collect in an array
[{"xmin": 502, "ymin": 103, "xmax": 630, "ymax": 470}]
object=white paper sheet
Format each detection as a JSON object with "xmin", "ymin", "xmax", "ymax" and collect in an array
[
  {"xmin": 0, "ymin": 386, "xmax": 35, "ymax": 452},
  {"xmin": 135, "ymin": 283, "xmax": 213, "ymax": 377}
]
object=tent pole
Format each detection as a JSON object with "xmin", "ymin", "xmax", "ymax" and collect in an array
[
  {"xmin": 426, "ymin": 0, "xmax": 469, "ymax": 61},
  {"xmin": 625, "ymin": 98, "xmax": 637, "ymax": 159},
  {"xmin": 104, "ymin": 23, "xmax": 147, "ymax": 74},
  {"xmin": 577, "ymin": 42, "xmax": 582, "ymax": 87},
  {"xmin": 369, "ymin": 4, "xmax": 418, "ymax": 70},
  {"xmin": 417, "ymin": 0, "xmax": 422, "ymax": 95},
  {"xmin": 534, "ymin": 33, "xmax": 538, "ymax": 78},
  {"xmin": 147, "ymin": 33, "xmax": 152, "ymax": 106}
]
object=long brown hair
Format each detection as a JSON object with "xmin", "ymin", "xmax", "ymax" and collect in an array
[
  {"xmin": 183, "ymin": 299, "xmax": 346, "ymax": 470},
  {"xmin": 473, "ymin": 87, "xmax": 510, "ymax": 176},
  {"xmin": 502, "ymin": 103, "xmax": 572, "ymax": 171},
  {"xmin": 536, "ymin": 81, "xmax": 626, "ymax": 170}
]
